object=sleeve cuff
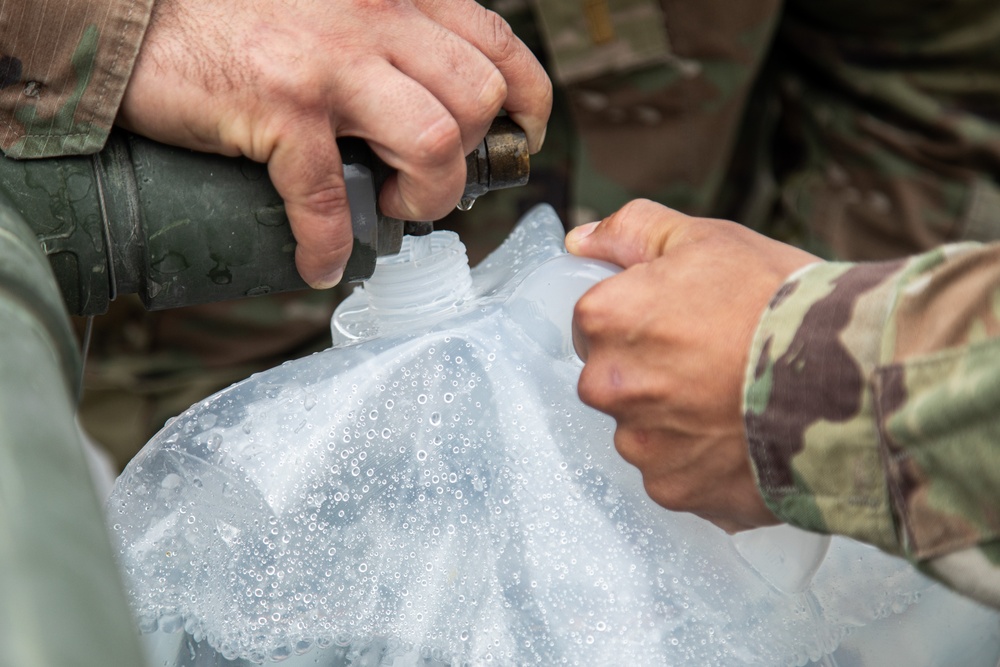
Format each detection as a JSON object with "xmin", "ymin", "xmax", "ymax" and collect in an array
[
  {"xmin": 0, "ymin": 0, "xmax": 155, "ymax": 158},
  {"xmin": 742, "ymin": 259, "xmax": 905, "ymax": 555}
]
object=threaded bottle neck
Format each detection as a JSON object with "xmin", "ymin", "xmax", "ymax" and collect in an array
[{"xmin": 363, "ymin": 231, "xmax": 473, "ymax": 324}]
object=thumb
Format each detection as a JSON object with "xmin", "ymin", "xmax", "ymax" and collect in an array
[
  {"xmin": 268, "ymin": 121, "xmax": 355, "ymax": 289},
  {"xmin": 564, "ymin": 199, "xmax": 689, "ymax": 268}
]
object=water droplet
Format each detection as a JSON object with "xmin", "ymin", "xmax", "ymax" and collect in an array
[
  {"xmin": 429, "ymin": 412, "xmax": 441, "ymax": 426},
  {"xmin": 443, "ymin": 393, "xmax": 454, "ymax": 403},
  {"xmin": 416, "ymin": 450, "xmax": 428, "ymax": 461}
]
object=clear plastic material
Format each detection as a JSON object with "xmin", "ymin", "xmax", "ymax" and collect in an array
[{"xmin": 107, "ymin": 205, "xmax": 1000, "ymax": 666}]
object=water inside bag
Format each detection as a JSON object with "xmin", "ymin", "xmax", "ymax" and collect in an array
[{"xmin": 108, "ymin": 205, "xmax": 1000, "ymax": 666}]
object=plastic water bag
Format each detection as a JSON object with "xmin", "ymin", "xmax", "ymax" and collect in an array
[{"xmin": 108, "ymin": 205, "xmax": 1000, "ymax": 666}]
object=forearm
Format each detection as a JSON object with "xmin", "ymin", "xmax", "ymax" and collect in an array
[
  {"xmin": 745, "ymin": 243, "xmax": 1000, "ymax": 607},
  {"xmin": 0, "ymin": 0, "xmax": 154, "ymax": 157}
]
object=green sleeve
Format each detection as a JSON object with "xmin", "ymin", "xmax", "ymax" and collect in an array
[
  {"xmin": 0, "ymin": 0, "xmax": 154, "ymax": 158},
  {"xmin": 744, "ymin": 243, "xmax": 1000, "ymax": 608}
]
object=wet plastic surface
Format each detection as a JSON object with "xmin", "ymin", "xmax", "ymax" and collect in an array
[{"xmin": 109, "ymin": 206, "xmax": 1000, "ymax": 666}]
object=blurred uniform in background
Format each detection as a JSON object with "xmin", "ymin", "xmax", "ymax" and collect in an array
[
  {"xmin": 76, "ymin": 0, "xmax": 1000, "ymax": 467},
  {"xmin": 74, "ymin": 291, "xmax": 345, "ymax": 468}
]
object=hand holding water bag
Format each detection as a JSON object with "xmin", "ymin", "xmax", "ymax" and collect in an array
[{"xmin": 108, "ymin": 205, "xmax": 998, "ymax": 666}]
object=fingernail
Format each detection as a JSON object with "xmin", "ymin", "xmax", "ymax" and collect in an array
[
  {"xmin": 532, "ymin": 125, "xmax": 547, "ymax": 154},
  {"xmin": 568, "ymin": 221, "xmax": 598, "ymax": 241},
  {"xmin": 310, "ymin": 267, "xmax": 344, "ymax": 290},
  {"xmin": 565, "ymin": 221, "xmax": 598, "ymax": 253}
]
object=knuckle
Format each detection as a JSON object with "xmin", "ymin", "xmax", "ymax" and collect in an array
[
  {"xmin": 476, "ymin": 68, "xmax": 508, "ymax": 118},
  {"xmin": 301, "ymin": 185, "xmax": 351, "ymax": 222},
  {"xmin": 298, "ymin": 234, "xmax": 352, "ymax": 270},
  {"xmin": 599, "ymin": 210, "xmax": 630, "ymax": 239},
  {"xmin": 413, "ymin": 115, "xmax": 463, "ymax": 166},
  {"xmin": 615, "ymin": 198, "xmax": 656, "ymax": 224},
  {"xmin": 483, "ymin": 10, "xmax": 517, "ymax": 60},
  {"xmin": 613, "ymin": 428, "xmax": 649, "ymax": 468},
  {"xmin": 576, "ymin": 364, "xmax": 616, "ymax": 412},
  {"xmin": 642, "ymin": 476, "xmax": 685, "ymax": 511},
  {"xmin": 572, "ymin": 295, "xmax": 596, "ymax": 333},
  {"xmin": 573, "ymin": 286, "xmax": 610, "ymax": 335}
]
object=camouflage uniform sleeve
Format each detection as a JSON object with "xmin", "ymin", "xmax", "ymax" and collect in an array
[
  {"xmin": 0, "ymin": 0, "xmax": 154, "ymax": 158},
  {"xmin": 744, "ymin": 243, "xmax": 1000, "ymax": 609}
]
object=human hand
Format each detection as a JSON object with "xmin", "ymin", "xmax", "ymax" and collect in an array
[
  {"xmin": 118, "ymin": 0, "xmax": 552, "ymax": 288},
  {"xmin": 565, "ymin": 200, "xmax": 818, "ymax": 532}
]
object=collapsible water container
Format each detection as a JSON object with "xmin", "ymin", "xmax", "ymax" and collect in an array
[{"xmin": 108, "ymin": 205, "xmax": 1000, "ymax": 666}]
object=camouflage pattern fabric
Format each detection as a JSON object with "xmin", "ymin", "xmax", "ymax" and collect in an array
[
  {"xmin": 745, "ymin": 245, "xmax": 1000, "ymax": 608},
  {"xmin": 0, "ymin": 0, "xmax": 154, "ymax": 157},
  {"xmin": 526, "ymin": 0, "xmax": 784, "ymax": 222},
  {"xmin": 766, "ymin": 1, "xmax": 1000, "ymax": 260},
  {"xmin": 521, "ymin": 0, "xmax": 1000, "ymax": 258}
]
